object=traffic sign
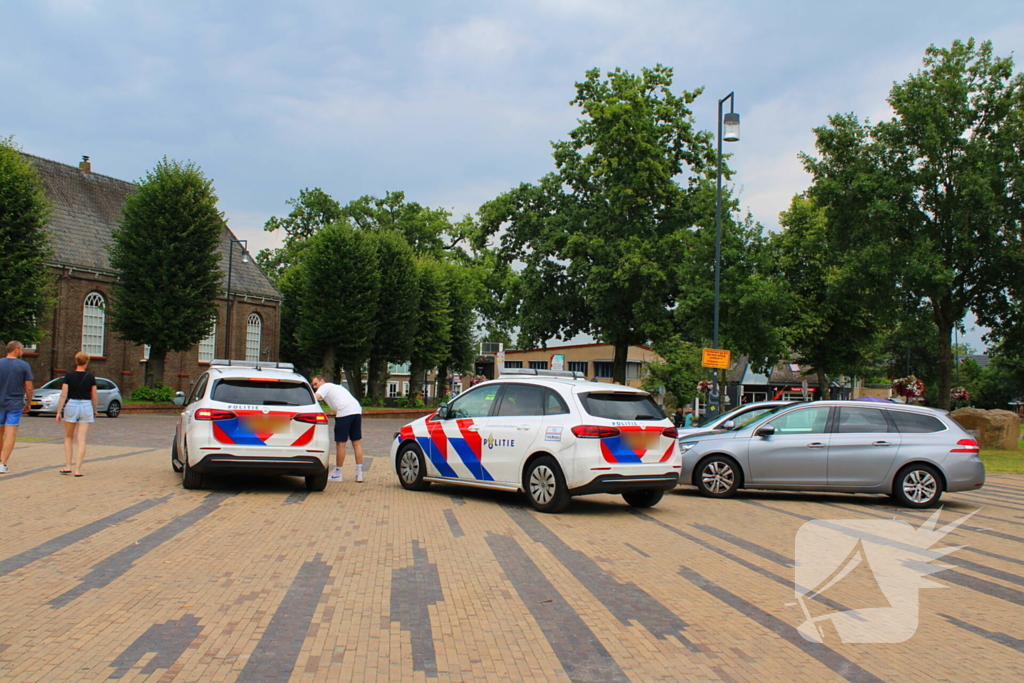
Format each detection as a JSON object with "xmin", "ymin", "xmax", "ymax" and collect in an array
[{"xmin": 702, "ymin": 348, "xmax": 732, "ymax": 369}]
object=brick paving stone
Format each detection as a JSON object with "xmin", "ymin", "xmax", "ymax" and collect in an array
[{"xmin": 1, "ymin": 416, "xmax": 1024, "ymax": 682}]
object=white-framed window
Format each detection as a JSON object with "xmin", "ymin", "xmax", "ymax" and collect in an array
[
  {"xmin": 626, "ymin": 361, "xmax": 643, "ymax": 380},
  {"xmin": 143, "ymin": 344, "xmax": 151, "ymax": 361},
  {"xmin": 245, "ymin": 313, "xmax": 262, "ymax": 362},
  {"xmin": 198, "ymin": 322, "xmax": 216, "ymax": 363},
  {"xmin": 82, "ymin": 292, "xmax": 106, "ymax": 357},
  {"xmin": 450, "ymin": 381, "xmax": 462, "ymax": 398},
  {"xmin": 388, "ymin": 381, "xmax": 400, "ymax": 398},
  {"xmin": 402, "ymin": 381, "xmax": 409, "ymax": 396}
]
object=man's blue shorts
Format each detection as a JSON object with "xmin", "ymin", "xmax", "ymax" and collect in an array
[
  {"xmin": 333, "ymin": 414, "xmax": 362, "ymax": 443},
  {"xmin": 1, "ymin": 409, "xmax": 23, "ymax": 427}
]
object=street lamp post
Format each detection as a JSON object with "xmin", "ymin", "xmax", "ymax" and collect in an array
[
  {"xmin": 224, "ymin": 238, "xmax": 249, "ymax": 360},
  {"xmin": 711, "ymin": 92, "xmax": 740, "ymax": 419}
]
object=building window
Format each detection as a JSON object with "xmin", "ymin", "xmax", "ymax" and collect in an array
[
  {"xmin": 82, "ymin": 292, "xmax": 106, "ymax": 357},
  {"xmin": 594, "ymin": 361, "xmax": 614, "ymax": 379},
  {"xmin": 529, "ymin": 360, "xmax": 548, "ymax": 370},
  {"xmin": 402, "ymin": 382, "xmax": 409, "ymax": 396},
  {"xmin": 568, "ymin": 361, "xmax": 588, "ymax": 375},
  {"xmin": 388, "ymin": 381, "xmax": 400, "ymax": 398},
  {"xmin": 245, "ymin": 313, "xmax": 262, "ymax": 362},
  {"xmin": 198, "ymin": 323, "xmax": 216, "ymax": 363},
  {"xmin": 503, "ymin": 360, "xmax": 523, "ymax": 369},
  {"xmin": 626, "ymin": 361, "xmax": 643, "ymax": 380},
  {"xmin": 143, "ymin": 345, "xmax": 151, "ymax": 361}
]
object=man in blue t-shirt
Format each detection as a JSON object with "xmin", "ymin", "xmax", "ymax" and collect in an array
[{"xmin": 0, "ymin": 341, "xmax": 35, "ymax": 473}]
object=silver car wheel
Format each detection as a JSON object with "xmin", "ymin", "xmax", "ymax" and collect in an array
[
  {"xmin": 400, "ymin": 451, "xmax": 420, "ymax": 484},
  {"xmin": 530, "ymin": 465, "xmax": 556, "ymax": 505},
  {"xmin": 903, "ymin": 470, "xmax": 938, "ymax": 504},
  {"xmin": 701, "ymin": 461, "xmax": 735, "ymax": 494}
]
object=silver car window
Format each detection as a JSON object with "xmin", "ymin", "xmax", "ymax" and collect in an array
[
  {"xmin": 835, "ymin": 407, "xmax": 891, "ymax": 433},
  {"xmin": 889, "ymin": 411, "xmax": 946, "ymax": 433},
  {"xmin": 768, "ymin": 406, "xmax": 830, "ymax": 434}
]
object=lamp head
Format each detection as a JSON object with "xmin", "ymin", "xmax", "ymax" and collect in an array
[{"xmin": 723, "ymin": 112, "xmax": 740, "ymax": 142}]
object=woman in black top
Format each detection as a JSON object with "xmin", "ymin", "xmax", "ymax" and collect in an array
[{"xmin": 55, "ymin": 352, "xmax": 98, "ymax": 477}]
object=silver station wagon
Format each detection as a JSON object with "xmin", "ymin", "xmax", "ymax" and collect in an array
[{"xmin": 678, "ymin": 401, "xmax": 985, "ymax": 508}]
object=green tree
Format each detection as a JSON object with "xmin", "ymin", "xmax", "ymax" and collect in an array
[
  {"xmin": 479, "ymin": 65, "xmax": 718, "ymax": 384},
  {"xmin": 641, "ymin": 337, "xmax": 704, "ymax": 408},
  {"xmin": 293, "ymin": 222, "xmax": 379, "ymax": 393},
  {"xmin": 109, "ymin": 158, "xmax": 223, "ymax": 386},
  {"xmin": 342, "ymin": 191, "xmax": 469, "ymax": 259},
  {"xmin": 365, "ymin": 230, "xmax": 419, "ymax": 401},
  {"xmin": 769, "ymin": 194, "xmax": 891, "ymax": 396},
  {"xmin": 0, "ymin": 137, "xmax": 52, "ymax": 345},
  {"xmin": 257, "ymin": 187, "xmax": 343, "ymax": 284},
  {"xmin": 804, "ymin": 39, "xmax": 1024, "ymax": 409},
  {"xmin": 407, "ymin": 258, "xmax": 451, "ymax": 402},
  {"xmin": 436, "ymin": 263, "xmax": 479, "ymax": 400}
]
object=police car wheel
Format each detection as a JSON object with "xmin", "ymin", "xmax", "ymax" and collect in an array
[
  {"xmin": 306, "ymin": 469, "xmax": 328, "ymax": 492},
  {"xmin": 622, "ymin": 489, "xmax": 664, "ymax": 508},
  {"xmin": 182, "ymin": 444, "xmax": 203, "ymax": 490},
  {"xmin": 695, "ymin": 455, "xmax": 741, "ymax": 498},
  {"xmin": 397, "ymin": 443, "xmax": 430, "ymax": 491},
  {"xmin": 171, "ymin": 437, "xmax": 183, "ymax": 473},
  {"xmin": 525, "ymin": 456, "xmax": 570, "ymax": 513}
]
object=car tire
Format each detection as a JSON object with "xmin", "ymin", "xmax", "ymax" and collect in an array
[
  {"xmin": 396, "ymin": 443, "xmax": 430, "ymax": 491},
  {"xmin": 305, "ymin": 469, "xmax": 328, "ymax": 492},
  {"xmin": 524, "ymin": 456, "xmax": 570, "ymax": 513},
  {"xmin": 622, "ymin": 489, "xmax": 664, "ymax": 508},
  {"xmin": 106, "ymin": 400, "xmax": 121, "ymax": 418},
  {"xmin": 892, "ymin": 463, "xmax": 943, "ymax": 508},
  {"xmin": 171, "ymin": 436, "xmax": 183, "ymax": 473},
  {"xmin": 182, "ymin": 447, "xmax": 203, "ymax": 490},
  {"xmin": 695, "ymin": 455, "xmax": 742, "ymax": 498}
]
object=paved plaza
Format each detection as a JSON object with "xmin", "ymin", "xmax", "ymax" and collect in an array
[{"xmin": 2, "ymin": 415, "xmax": 1023, "ymax": 682}]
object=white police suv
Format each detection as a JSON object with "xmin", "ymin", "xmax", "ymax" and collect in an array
[
  {"xmin": 171, "ymin": 360, "xmax": 330, "ymax": 491},
  {"xmin": 391, "ymin": 370, "xmax": 680, "ymax": 512}
]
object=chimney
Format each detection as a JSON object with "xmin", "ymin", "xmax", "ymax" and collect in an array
[{"xmin": 79, "ymin": 155, "xmax": 91, "ymax": 173}]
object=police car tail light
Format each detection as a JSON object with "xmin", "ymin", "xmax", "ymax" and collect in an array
[
  {"xmin": 571, "ymin": 425, "xmax": 621, "ymax": 439},
  {"xmin": 950, "ymin": 438, "xmax": 980, "ymax": 453},
  {"xmin": 662, "ymin": 427, "xmax": 678, "ymax": 438},
  {"xmin": 294, "ymin": 413, "xmax": 329, "ymax": 425},
  {"xmin": 195, "ymin": 408, "xmax": 236, "ymax": 421}
]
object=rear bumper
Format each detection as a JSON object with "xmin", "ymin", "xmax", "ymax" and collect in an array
[
  {"xmin": 192, "ymin": 453, "xmax": 328, "ymax": 477},
  {"xmin": 571, "ymin": 472, "xmax": 680, "ymax": 496}
]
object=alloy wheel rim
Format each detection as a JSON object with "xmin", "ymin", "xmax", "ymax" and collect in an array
[
  {"xmin": 701, "ymin": 461, "xmax": 734, "ymax": 494},
  {"xmin": 530, "ymin": 465, "xmax": 556, "ymax": 504},
  {"xmin": 400, "ymin": 452, "xmax": 419, "ymax": 483},
  {"xmin": 903, "ymin": 470, "xmax": 937, "ymax": 503}
]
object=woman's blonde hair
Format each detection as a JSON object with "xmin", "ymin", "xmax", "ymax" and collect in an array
[{"xmin": 74, "ymin": 351, "xmax": 90, "ymax": 367}]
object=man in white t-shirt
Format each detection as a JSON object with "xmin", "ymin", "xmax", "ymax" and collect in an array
[{"xmin": 311, "ymin": 375, "xmax": 365, "ymax": 483}]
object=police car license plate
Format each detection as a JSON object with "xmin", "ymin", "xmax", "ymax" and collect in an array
[
  {"xmin": 622, "ymin": 431, "xmax": 656, "ymax": 450},
  {"xmin": 243, "ymin": 415, "xmax": 291, "ymax": 433}
]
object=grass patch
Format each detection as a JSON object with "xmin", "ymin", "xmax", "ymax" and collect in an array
[
  {"xmin": 980, "ymin": 449, "xmax": 1024, "ymax": 475},
  {"xmin": 16, "ymin": 436, "xmax": 57, "ymax": 443}
]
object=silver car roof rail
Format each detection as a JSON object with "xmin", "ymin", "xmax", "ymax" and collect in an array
[
  {"xmin": 499, "ymin": 368, "xmax": 586, "ymax": 380},
  {"xmin": 210, "ymin": 359, "xmax": 295, "ymax": 371}
]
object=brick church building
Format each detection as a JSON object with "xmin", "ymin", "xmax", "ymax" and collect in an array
[{"xmin": 20, "ymin": 153, "xmax": 282, "ymax": 395}]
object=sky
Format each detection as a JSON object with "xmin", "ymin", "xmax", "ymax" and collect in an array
[{"xmin": 5, "ymin": 0, "xmax": 1022, "ymax": 352}]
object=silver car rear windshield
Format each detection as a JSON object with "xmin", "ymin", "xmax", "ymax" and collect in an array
[
  {"xmin": 211, "ymin": 379, "xmax": 314, "ymax": 406},
  {"xmin": 581, "ymin": 392, "xmax": 664, "ymax": 420}
]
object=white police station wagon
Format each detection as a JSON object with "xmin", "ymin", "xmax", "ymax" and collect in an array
[
  {"xmin": 171, "ymin": 360, "xmax": 331, "ymax": 491},
  {"xmin": 391, "ymin": 370, "xmax": 680, "ymax": 512}
]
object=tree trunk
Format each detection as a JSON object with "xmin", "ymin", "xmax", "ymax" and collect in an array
[
  {"xmin": 935, "ymin": 314, "xmax": 954, "ymax": 411},
  {"xmin": 367, "ymin": 357, "xmax": 388, "ymax": 402},
  {"xmin": 817, "ymin": 372, "xmax": 830, "ymax": 401},
  {"xmin": 320, "ymin": 346, "xmax": 335, "ymax": 383},
  {"xmin": 612, "ymin": 337, "xmax": 629, "ymax": 386},
  {"xmin": 408, "ymin": 359, "xmax": 423, "ymax": 403},
  {"xmin": 436, "ymin": 363, "xmax": 450, "ymax": 403},
  {"xmin": 148, "ymin": 349, "xmax": 167, "ymax": 387},
  {"xmin": 344, "ymin": 365, "xmax": 365, "ymax": 400}
]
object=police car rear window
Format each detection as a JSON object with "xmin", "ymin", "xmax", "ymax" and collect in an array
[
  {"xmin": 211, "ymin": 379, "xmax": 314, "ymax": 406},
  {"xmin": 581, "ymin": 393, "xmax": 664, "ymax": 421}
]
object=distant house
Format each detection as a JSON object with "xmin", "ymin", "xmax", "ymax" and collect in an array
[{"xmin": 20, "ymin": 153, "xmax": 282, "ymax": 394}]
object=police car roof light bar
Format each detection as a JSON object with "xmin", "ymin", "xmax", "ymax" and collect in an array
[
  {"xmin": 499, "ymin": 368, "xmax": 586, "ymax": 380},
  {"xmin": 210, "ymin": 359, "xmax": 296, "ymax": 371}
]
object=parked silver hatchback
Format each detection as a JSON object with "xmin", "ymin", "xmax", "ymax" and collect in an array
[{"xmin": 678, "ymin": 401, "xmax": 985, "ymax": 508}]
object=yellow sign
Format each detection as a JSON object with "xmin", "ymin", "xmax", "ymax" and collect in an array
[{"xmin": 702, "ymin": 348, "xmax": 732, "ymax": 369}]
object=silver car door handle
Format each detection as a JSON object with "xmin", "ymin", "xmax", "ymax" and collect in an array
[
  {"xmin": 807, "ymin": 442, "xmax": 826, "ymax": 449},
  {"xmin": 517, "ymin": 425, "xmax": 531, "ymax": 430},
  {"xmin": 467, "ymin": 426, "xmax": 480, "ymax": 432},
  {"xmin": 872, "ymin": 441, "xmax": 891, "ymax": 447}
]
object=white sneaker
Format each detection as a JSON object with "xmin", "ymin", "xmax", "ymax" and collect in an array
[
  {"xmin": 356, "ymin": 471, "xmax": 364, "ymax": 483},
  {"xmin": 328, "ymin": 467, "xmax": 343, "ymax": 482},
  {"xmin": 0, "ymin": 463, "xmax": 8, "ymax": 474}
]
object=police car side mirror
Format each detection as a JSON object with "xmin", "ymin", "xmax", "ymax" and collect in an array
[
  {"xmin": 754, "ymin": 424, "xmax": 775, "ymax": 438},
  {"xmin": 173, "ymin": 391, "xmax": 186, "ymax": 407},
  {"xmin": 436, "ymin": 402, "xmax": 449, "ymax": 419}
]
